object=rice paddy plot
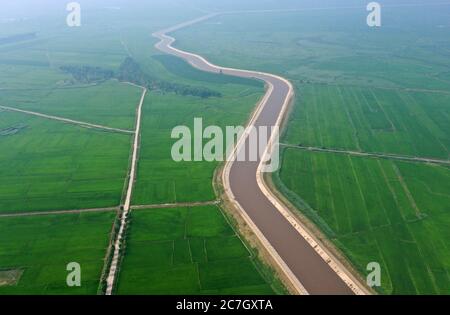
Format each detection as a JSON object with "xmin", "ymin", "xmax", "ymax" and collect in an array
[
  {"xmin": 116, "ymin": 206, "xmax": 275, "ymax": 295},
  {"xmin": 0, "ymin": 211, "xmax": 116, "ymax": 295},
  {"xmin": 0, "ymin": 80, "xmax": 143, "ymax": 130},
  {"xmin": 277, "ymin": 148, "xmax": 450, "ymax": 294},
  {"xmin": 132, "ymin": 84, "xmax": 263, "ymax": 205},
  {"xmin": 0, "ymin": 111, "xmax": 132, "ymax": 213},
  {"xmin": 173, "ymin": 7, "xmax": 450, "ymax": 295},
  {"xmin": 282, "ymin": 84, "xmax": 450, "ymax": 159}
]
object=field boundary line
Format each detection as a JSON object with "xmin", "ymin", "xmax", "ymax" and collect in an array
[
  {"xmin": 280, "ymin": 144, "xmax": 450, "ymax": 165},
  {"xmin": 131, "ymin": 200, "xmax": 220, "ymax": 210},
  {"xmin": 336, "ymin": 87, "xmax": 362, "ymax": 151},
  {"xmin": 105, "ymin": 87, "xmax": 147, "ymax": 295},
  {"xmin": 0, "ymin": 207, "xmax": 118, "ymax": 218},
  {"xmin": 392, "ymin": 164, "xmax": 423, "ymax": 218},
  {"xmin": 0, "ymin": 105, "xmax": 135, "ymax": 135}
]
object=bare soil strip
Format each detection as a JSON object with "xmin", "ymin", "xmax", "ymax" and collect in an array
[
  {"xmin": 280, "ymin": 144, "xmax": 450, "ymax": 165},
  {"xmin": 0, "ymin": 269, "xmax": 23, "ymax": 287},
  {"xmin": 105, "ymin": 87, "xmax": 147, "ymax": 295},
  {"xmin": 0, "ymin": 207, "xmax": 118, "ymax": 218},
  {"xmin": 0, "ymin": 201, "xmax": 220, "ymax": 219},
  {"xmin": 0, "ymin": 105, "xmax": 134, "ymax": 135}
]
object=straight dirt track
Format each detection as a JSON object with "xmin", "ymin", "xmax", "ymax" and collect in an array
[
  {"xmin": 153, "ymin": 14, "xmax": 370, "ymax": 295},
  {"xmin": 105, "ymin": 87, "xmax": 147, "ymax": 295}
]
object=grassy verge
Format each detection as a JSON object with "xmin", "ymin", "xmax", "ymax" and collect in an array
[{"xmin": 174, "ymin": 7, "xmax": 450, "ymax": 294}]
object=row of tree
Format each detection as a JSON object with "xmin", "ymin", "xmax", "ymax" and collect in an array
[
  {"xmin": 60, "ymin": 58, "xmax": 222, "ymax": 99},
  {"xmin": 117, "ymin": 57, "xmax": 222, "ymax": 98},
  {"xmin": 60, "ymin": 65, "xmax": 115, "ymax": 83}
]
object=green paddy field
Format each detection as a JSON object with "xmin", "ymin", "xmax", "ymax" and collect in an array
[
  {"xmin": 0, "ymin": 1, "xmax": 271, "ymax": 295},
  {"xmin": 174, "ymin": 2, "xmax": 450, "ymax": 294},
  {"xmin": 0, "ymin": 212, "xmax": 115, "ymax": 294},
  {"xmin": 116, "ymin": 206, "xmax": 279, "ymax": 294},
  {"xmin": 276, "ymin": 149, "xmax": 450, "ymax": 294},
  {"xmin": 133, "ymin": 57, "xmax": 262, "ymax": 205},
  {"xmin": 0, "ymin": 111, "xmax": 132, "ymax": 213},
  {"xmin": 2, "ymin": 0, "xmax": 449, "ymax": 295}
]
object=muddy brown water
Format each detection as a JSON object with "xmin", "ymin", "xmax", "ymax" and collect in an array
[{"xmin": 155, "ymin": 33, "xmax": 354, "ymax": 295}]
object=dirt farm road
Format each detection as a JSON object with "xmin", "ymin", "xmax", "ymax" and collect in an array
[
  {"xmin": 0, "ymin": 105, "xmax": 134, "ymax": 135},
  {"xmin": 105, "ymin": 87, "xmax": 147, "ymax": 295}
]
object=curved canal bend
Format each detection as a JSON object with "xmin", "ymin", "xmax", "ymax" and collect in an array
[{"xmin": 153, "ymin": 14, "xmax": 364, "ymax": 295}]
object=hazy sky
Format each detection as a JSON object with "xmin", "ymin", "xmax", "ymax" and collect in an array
[
  {"xmin": 0, "ymin": 0, "xmax": 450, "ymax": 21},
  {"xmin": 3, "ymin": 0, "xmax": 449, "ymax": 19}
]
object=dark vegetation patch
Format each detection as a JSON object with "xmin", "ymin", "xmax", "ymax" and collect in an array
[
  {"xmin": 60, "ymin": 58, "xmax": 222, "ymax": 98},
  {"xmin": 118, "ymin": 57, "xmax": 222, "ymax": 98},
  {"xmin": 0, "ymin": 33, "xmax": 37, "ymax": 46},
  {"xmin": 0, "ymin": 123, "xmax": 27, "ymax": 136},
  {"xmin": 153, "ymin": 54, "xmax": 262, "ymax": 87},
  {"xmin": 60, "ymin": 65, "xmax": 115, "ymax": 84}
]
